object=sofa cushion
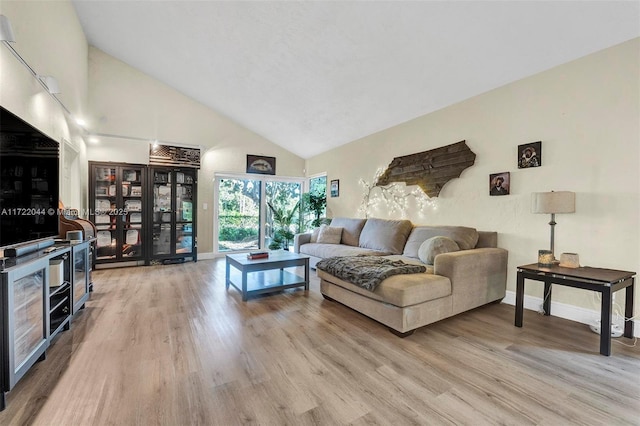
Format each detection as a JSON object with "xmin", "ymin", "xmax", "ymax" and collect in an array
[
  {"xmin": 418, "ymin": 236, "xmax": 460, "ymax": 265},
  {"xmin": 316, "ymin": 225, "xmax": 342, "ymax": 244},
  {"xmin": 317, "ymin": 268, "xmax": 451, "ymax": 307},
  {"xmin": 403, "ymin": 226, "xmax": 479, "ymax": 258},
  {"xmin": 359, "ymin": 218, "xmax": 413, "ymax": 255},
  {"xmin": 329, "ymin": 217, "xmax": 367, "ymax": 247},
  {"xmin": 300, "ymin": 243, "xmax": 388, "ymax": 259}
]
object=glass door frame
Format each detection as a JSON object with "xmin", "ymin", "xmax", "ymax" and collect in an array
[{"xmin": 213, "ymin": 173, "xmax": 306, "ymax": 256}]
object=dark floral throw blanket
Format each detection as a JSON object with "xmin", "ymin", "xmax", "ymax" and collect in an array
[{"xmin": 316, "ymin": 256, "xmax": 426, "ymax": 291}]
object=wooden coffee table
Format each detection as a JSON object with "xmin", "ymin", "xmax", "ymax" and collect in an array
[{"xmin": 225, "ymin": 251, "xmax": 310, "ymax": 301}]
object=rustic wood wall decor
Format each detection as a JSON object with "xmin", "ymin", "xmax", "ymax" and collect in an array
[{"xmin": 375, "ymin": 140, "xmax": 476, "ymax": 197}]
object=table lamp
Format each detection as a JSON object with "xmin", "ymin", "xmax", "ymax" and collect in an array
[{"xmin": 531, "ymin": 191, "xmax": 575, "ymax": 262}]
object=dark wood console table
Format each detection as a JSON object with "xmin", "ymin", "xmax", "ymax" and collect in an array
[{"xmin": 515, "ymin": 263, "xmax": 635, "ymax": 356}]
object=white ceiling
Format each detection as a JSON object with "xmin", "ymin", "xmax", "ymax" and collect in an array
[{"xmin": 72, "ymin": 1, "xmax": 640, "ymax": 159}]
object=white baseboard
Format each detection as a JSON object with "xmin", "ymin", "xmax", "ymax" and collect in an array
[
  {"xmin": 503, "ymin": 291, "xmax": 640, "ymax": 338},
  {"xmin": 197, "ymin": 252, "xmax": 217, "ymax": 260}
]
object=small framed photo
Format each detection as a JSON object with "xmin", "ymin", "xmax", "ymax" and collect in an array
[
  {"xmin": 489, "ymin": 172, "xmax": 510, "ymax": 196},
  {"xmin": 330, "ymin": 179, "xmax": 339, "ymax": 197},
  {"xmin": 518, "ymin": 141, "xmax": 541, "ymax": 168},
  {"xmin": 246, "ymin": 155, "xmax": 276, "ymax": 175}
]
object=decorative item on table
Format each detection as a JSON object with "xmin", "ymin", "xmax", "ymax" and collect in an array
[
  {"xmin": 559, "ymin": 253, "xmax": 580, "ymax": 268},
  {"xmin": 538, "ymin": 250, "xmax": 555, "ymax": 267},
  {"xmin": 531, "ymin": 190, "xmax": 575, "ymax": 263},
  {"xmin": 518, "ymin": 141, "xmax": 542, "ymax": 168},
  {"xmin": 489, "ymin": 172, "xmax": 510, "ymax": 196},
  {"xmin": 247, "ymin": 250, "xmax": 269, "ymax": 260}
]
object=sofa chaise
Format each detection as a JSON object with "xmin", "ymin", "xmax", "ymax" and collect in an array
[{"xmin": 294, "ymin": 217, "xmax": 508, "ymax": 336}]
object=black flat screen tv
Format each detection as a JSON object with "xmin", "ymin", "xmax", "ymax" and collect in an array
[{"xmin": 0, "ymin": 106, "xmax": 60, "ymax": 248}]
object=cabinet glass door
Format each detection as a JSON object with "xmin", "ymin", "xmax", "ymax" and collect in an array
[
  {"xmin": 150, "ymin": 168, "xmax": 196, "ymax": 259},
  {"xmin": 175, "ymin": 171, "xmax": 194, "ymax": 254},
  {"xmin": 12, "ymin": 267, "xmax": 46, "ymax": 372},
  {"xmin": 94, "ymin": 166, "xmax": 117, "ymax": 260},
  {"xmin": 152, "ymin": 170, "xmax": 172, "ymax": 256},
  {"xmin": 121, "ymin": 167, "xmax": 144, "ymax": 258},
  {"xmin": 73, "ymin": 245, "xmax": 87, "ymax": 307},
  {"xmin": 91, "ymin": 163, "xmax": 146, "ymax": 264}
]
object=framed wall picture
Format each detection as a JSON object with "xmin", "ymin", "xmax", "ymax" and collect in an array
[
  {"xmin": 246, "ymin": 155, "xmax": 276, "ymax": 175},
  {"xmin": 489, "ymin": 172, "xmax": 510, "ymax": 196},
  {"xmin": 518, "ymin": 141, "xmax": 541, "ymax": 168},
  {"xmin": 330, "ymin": 179, "xmax": 339, "ymax": 197}
]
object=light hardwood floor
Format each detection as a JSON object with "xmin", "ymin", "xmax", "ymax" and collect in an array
[{"xmin": 1, "ymin": 259, "xmax": 638, "ymax": 425}]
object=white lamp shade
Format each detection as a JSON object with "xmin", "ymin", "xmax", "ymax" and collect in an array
[
  {"xmin": 0, "ymin": 14, "xmax": 15, "ymax": 42},
  {"xmin": 531, "ymin": 191, "xmax": 575, "ymax": 214}
]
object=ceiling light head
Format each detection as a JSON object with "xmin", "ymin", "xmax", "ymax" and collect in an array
[
  {"xmin": 152, "ymin": 140, "xmax": 159, "ymax": 149},
  {"xmin": 87, "ymin": 136, "xmax": 99, "ymax": 144},
  {"xmin": 75, "ymin": 118, "xmax": 86, "ymax": 127},
  {"xmin": 38, "ymin": 75, "xmax": 60, "ymax": 94},
  {"xmin": 0, "ymin": 15, "xmax": 15, "ymax": 43}
]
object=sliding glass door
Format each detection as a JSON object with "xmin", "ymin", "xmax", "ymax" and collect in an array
[
  {"xmin": 215, "ymin": 175, "xmax": 303, "ymax": 254},
  {"xmin": 216, "ymin": 177, "xmax": 261, "ymax": 252}
]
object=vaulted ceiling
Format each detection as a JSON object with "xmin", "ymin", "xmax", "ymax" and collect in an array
[{"xmin": 72, "ymin": 1, "xmax": 640, "ymax": 159}]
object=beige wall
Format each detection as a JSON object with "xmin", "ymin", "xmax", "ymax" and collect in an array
[
  {"xmin": 307, "ymin": 38, "xmax": 640, "ymax": 317},
  {"xmin": 86, "ymin": 47, "xmax": 306, "ymax": 254},
  {"xmin": 0, "ymin": 0, "xmax": 88, "ymax": 212},
  {"xmin": 1, "ymin": 1, "xmax": 305, "ymax": 254}
]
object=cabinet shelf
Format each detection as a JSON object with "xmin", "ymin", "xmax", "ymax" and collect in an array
[
  {"xmin": 49, "ymin": 296, "xmax": 69, "ymax": 314},
  {"xmin": 49, "ymin": 316, "xmax": 70, "ymax": 337},
  {"xmin": 49, "ymin": 281, "xmax": 70, "ymax": 298}
]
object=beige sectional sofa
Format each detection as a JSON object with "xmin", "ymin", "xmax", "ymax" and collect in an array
[{"xmin": 294, "ymin": 217, "xmax": 508, "ymax": 336}]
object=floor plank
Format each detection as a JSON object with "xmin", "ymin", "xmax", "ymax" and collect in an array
[{"xmin": 0, "ymin": 258, "xmax": 638, "ymax": 425}]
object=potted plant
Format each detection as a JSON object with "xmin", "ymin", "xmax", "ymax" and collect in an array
[
  {"xmin": 301, "ymin": 189, "xmax": 327, "ymax": 230},
  {"xmin": 267, "ymin": 200, "xmax": 300, "ymax": 250}
]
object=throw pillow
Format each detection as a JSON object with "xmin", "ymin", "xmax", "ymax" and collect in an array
[
  {"xmin": 310, "ymin": 227, "xmax": 321, "ymax": 243},
  {"xmin": 418, "ymin": 236, "xmax": 460, "ymax": 265},
  {"xmin": 358, "ymin": 218, "xmax": 413, "ymax": 255},
  {"xmin": 316, "ymin": 225, "xmax": 343, "ymax": 244},
  {"xmin": 328, "ymin": 217, "xmax": 366, "ymax": 246}
]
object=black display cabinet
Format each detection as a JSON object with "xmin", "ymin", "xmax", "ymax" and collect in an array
[
  {"xmin": 89, "ymin": 162, "xmax": 147, "ymax": 267},
  {"xmin": 148, "ymin": 167, "xmax": 197, "ymax": 263}
]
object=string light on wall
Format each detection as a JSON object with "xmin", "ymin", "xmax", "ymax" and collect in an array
[{"xmin": 358, "ymin": 168, "xmax": 435, "ymax": 218}]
